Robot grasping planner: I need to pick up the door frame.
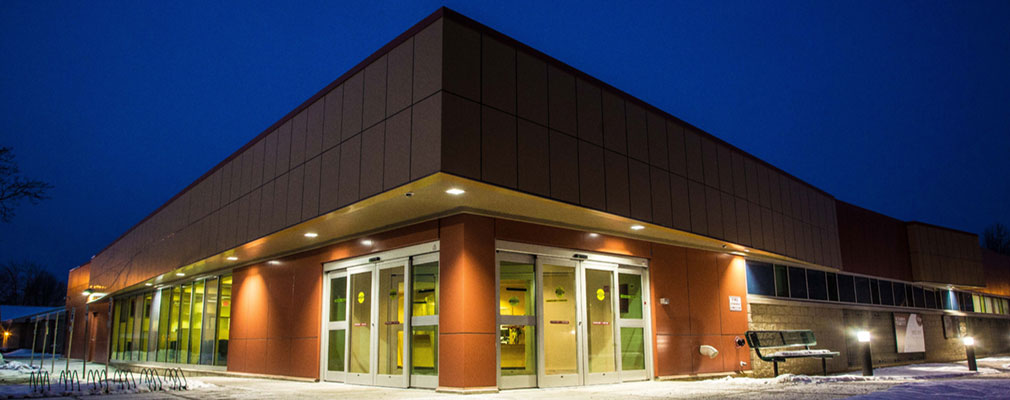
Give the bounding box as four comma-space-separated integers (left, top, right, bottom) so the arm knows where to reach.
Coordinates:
319, 241, 439, 387
495, 240, 652, 388
495, 251, 538, 389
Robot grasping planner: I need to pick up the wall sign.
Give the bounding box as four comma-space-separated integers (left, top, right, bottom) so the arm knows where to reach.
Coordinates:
894, 312, 926, 353
728, 296, 742, 312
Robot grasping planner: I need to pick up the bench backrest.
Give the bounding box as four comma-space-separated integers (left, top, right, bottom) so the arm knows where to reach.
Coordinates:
745, 330, 817, 349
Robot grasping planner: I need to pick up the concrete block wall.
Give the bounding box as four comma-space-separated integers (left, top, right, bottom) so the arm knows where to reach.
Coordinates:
747, 303, 848, 376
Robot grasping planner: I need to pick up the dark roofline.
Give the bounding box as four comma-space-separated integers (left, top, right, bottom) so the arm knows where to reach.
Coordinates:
906, 220, 978, 237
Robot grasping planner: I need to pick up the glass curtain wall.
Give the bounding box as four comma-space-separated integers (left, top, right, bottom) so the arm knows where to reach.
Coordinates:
109, 274, 232, 366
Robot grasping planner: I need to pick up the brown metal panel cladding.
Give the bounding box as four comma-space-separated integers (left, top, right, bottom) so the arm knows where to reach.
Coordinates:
261, 130, 278, 181
605, 150, 631, 217
576, 78, 603, 146
744, 158, 759, 203
732, 154, 751, 206
720, 191, 738, 244
757, 165, 772, 209
579, 141, 607, 210
318, 145, 340, 213
516, 118, 550, 196
785, 216, 798, 258
249, 139, 265, 193
701, 137, 720, 188
835, 200, 912, 281
791, 180, 804, 221
481, 106, 518, 188
413, 18, 442, 103
291, 109, 308, 167
301, 156, 321, 220
647, 111, 668, 170
441, 92, 481, 180
748, 202, 764, 249
768, 168, 782, 213
443, 18, 480, 102
516, 49, 548, 126
688, 180, 708, 235
386, 38, 413, 117
322, 86, 343, 150
684, 128, 704, 182
650, 167, 673, 227
667, 120, 687, 176
670, 173, 691, 231
602, 89, 627, 155
359, 122, 385, 198
717, 255, 749, 335
235, 193, 250, 246
980, 249, 1010, 297
337, 135, 361, 207
225, 158, 240, 204
410, 93, 442, 179
247, 187, 263, 241
762, 208, 776, 254
275, 121, 293, 178
716, 145, 734, 194
626, 101, 649, 163
549, 130, 580, 204
628, 158, 652, 221
734, 197, 751, 246
285, 164, 304, 227
547, 64, 577, 135
362, 54, 388, 129
305, 97, 326, 162
705, 186, 723, 239
340, 71, 364, 141
481, 34, 516, 114
258, 179, 274, 236
383, 109, 411, 190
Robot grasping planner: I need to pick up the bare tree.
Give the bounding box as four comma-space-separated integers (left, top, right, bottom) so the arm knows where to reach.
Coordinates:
982, 223, 1010, 256
0, 146, 53, 223
0, 261, 66, 306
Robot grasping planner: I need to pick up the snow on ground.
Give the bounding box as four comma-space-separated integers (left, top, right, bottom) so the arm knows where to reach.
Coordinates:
846, 379, 1010, 399
704, 362, 998, 386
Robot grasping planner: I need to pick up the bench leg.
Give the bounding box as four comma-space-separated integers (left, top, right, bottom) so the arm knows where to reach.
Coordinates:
773, 361, 778, 377
822, 358, 827, 376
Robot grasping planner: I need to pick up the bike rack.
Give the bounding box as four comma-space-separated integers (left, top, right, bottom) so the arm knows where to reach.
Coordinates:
163, 367, 188, 390
29, 369, 51, 393
86, 369, 108, 392
58, 369, 81, 392
138, 367, 163, 391
112, 369, 137, 390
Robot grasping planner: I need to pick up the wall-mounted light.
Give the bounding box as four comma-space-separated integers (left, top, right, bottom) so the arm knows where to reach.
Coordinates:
588, 233, 599, 238
304, 232, 319, 238
445, 188, 465, 195
630, 225, 645, 231
857, 331, 871, 343
144, 283, 153, 287
268, 260, 281, 265
82, 289, 94, 296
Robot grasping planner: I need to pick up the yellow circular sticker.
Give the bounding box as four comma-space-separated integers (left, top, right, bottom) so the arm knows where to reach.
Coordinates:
596, 288, 606, 301
357, 291, 365, 304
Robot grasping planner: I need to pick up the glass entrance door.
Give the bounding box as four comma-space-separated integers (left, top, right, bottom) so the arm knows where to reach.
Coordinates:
322, 271, 348, 382
582, 263, 619, 385
538, 258, 582, 387
497, 253, 538, 389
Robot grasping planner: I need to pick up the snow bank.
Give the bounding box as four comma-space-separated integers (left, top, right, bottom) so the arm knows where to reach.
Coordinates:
711, 362, 997, 386
846, 379, 1010, 399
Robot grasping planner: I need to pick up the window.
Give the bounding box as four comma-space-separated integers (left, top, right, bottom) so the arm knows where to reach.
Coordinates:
826, 273, 839, 301
893, 282, 907, 307
869, 280, 881, 305
913, 286, 925, 309
774, 265, 789, 297
837, 274, 856, 303
806, 270, 828, 301
745, 262, 775, 296
923, 288, 936, 309
788, 267, 807, 299
411, 259, 439, 376
854, 277, 871, 304
215, 275, 232, 366
879, 281, 894, 306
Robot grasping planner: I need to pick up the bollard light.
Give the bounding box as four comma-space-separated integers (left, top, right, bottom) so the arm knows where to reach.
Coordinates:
857, 330, 873, 376
963, 336, 977, 371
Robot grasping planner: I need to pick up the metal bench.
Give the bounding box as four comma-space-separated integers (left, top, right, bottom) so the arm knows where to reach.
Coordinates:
745, 330, 839, 377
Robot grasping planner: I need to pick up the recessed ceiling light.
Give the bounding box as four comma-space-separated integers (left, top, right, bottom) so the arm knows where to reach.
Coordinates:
145, 283, 153, 286
630, 225, 645, 231
588, 233, 599, 238
744, 249, 750, 253
226, 256, 239, 261
268, 260, 281, 265
176, 272, 186, 277
361, 239, 374, 246
445, 188, 465, 195
304, 232, 319, 238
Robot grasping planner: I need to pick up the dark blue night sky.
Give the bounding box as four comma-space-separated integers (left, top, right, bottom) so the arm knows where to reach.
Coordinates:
2, 1, 1008, 278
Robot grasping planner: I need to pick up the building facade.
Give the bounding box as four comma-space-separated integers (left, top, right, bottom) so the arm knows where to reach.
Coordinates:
65, 8, 1010, 391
